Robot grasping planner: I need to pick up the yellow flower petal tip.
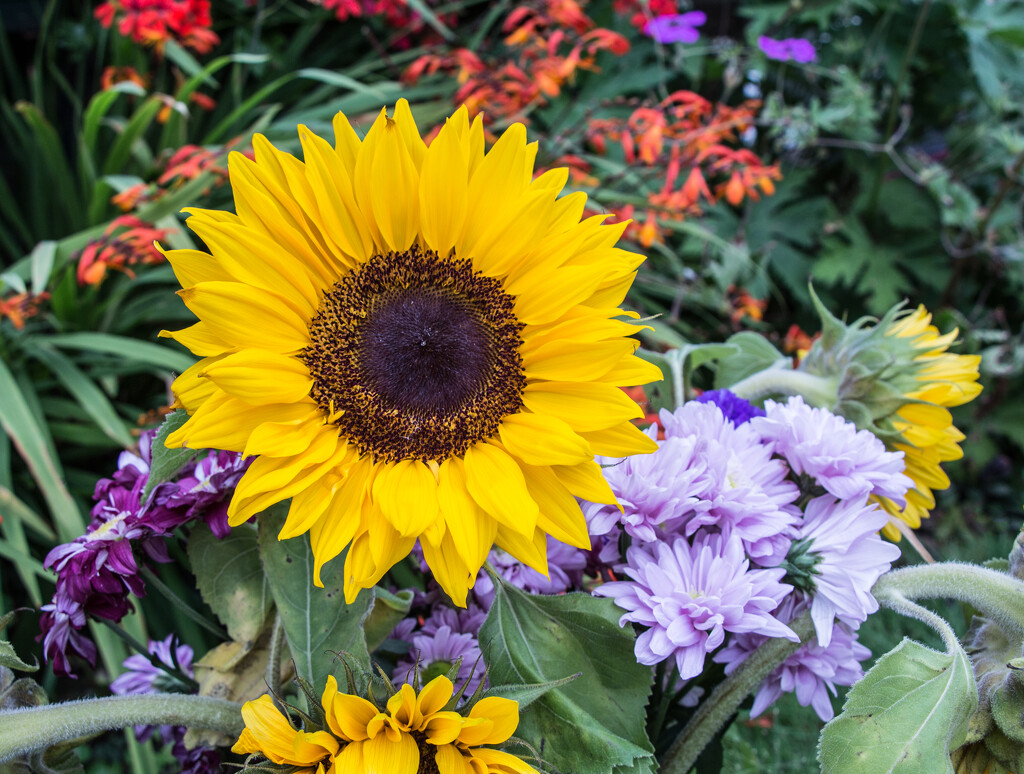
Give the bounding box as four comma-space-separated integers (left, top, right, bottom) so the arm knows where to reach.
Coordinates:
164, 101, 653, 604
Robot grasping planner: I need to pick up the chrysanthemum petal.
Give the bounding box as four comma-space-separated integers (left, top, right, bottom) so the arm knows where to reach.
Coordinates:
464, 443, 539, 536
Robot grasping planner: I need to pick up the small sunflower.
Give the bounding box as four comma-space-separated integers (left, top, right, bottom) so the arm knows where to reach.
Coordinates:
232, 675, 538, 774
795, 300, 982, 539
161, 100, 660, 603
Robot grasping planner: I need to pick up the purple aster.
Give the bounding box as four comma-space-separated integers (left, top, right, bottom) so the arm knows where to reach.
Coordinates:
694, 389, 765, 425
420, 604, 487, 637
644, 11, 706, 44
595, 532, 798, 679
38, 589, 97, 677
751, 396, 913, 505
392, 624, 485, 697
473, 536, 587, 607
758, 35, 817, 63
797, 495, 901, 645
714, 598, 871, 721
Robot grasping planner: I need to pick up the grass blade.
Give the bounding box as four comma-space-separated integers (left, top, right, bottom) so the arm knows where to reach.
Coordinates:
44, 332, 196, 374
0, 356, 84, 541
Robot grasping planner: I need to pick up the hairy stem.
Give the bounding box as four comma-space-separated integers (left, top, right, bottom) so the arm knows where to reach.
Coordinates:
727, 368, 838, 408
0, 694, 243, 763
659, 611, 815, 774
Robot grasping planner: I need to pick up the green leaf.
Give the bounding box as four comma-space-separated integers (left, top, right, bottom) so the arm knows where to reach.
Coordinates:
479, 584, 655, 774
0, 357, 83, 541
0, 611, 38, 672
101, 95, 164, 176
143, 410, 201, 500
257, 504, 373, 692
188, 522, 272, 647
714, 332, 789, 390
82, 81, 148, 158
363, 587, 414, 653
819, 638, 978, 774
28, 241, 56, 295
26, 343, 134, 448
478, 673, 581, 711
44, 332, 196, 373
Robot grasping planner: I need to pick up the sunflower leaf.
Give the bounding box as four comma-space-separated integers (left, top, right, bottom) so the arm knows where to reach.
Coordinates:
818, 637, 978, 774
143, 410, 201, 500
188, 521, 272, 647
0, 610, 38, 673
479, 584, 655, 774
257, 504, 373, 693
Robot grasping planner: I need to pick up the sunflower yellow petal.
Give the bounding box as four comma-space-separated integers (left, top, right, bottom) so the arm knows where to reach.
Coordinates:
464, 442, 539, 537
421, 528, 473, 607
469, 748, 540, 774
243, 410, 325, 458
370, 117, 420, 252
178, 282, 309, 354
162, 246, 234, 288
372, 460, 439, 537
434, 745, 474, 774
201, 349, 313, 405
523, 338, 635, 382
498, 412, 591, 467
392, 98, 427, 169
495, 525, 548, 575
579, 422, 660, 457
419, 119, 468, 256
167, 393, 312, 452
323, 675, 377, 741
160, 322, 232, 358
464, 697, 519, 745
522, 382, 644, 431
519, 463, 591, 549
552, 460, 618, 504
509, 265, 604, 325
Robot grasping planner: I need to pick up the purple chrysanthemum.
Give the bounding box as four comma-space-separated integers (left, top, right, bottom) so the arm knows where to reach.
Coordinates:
694, 389, 765, 425
392, 624, 485, 697
713, 598, 870, 721
164, 449, 251, 537
38, 590, 97, 677
111, 635, 196, 742
644, 11, 706, 44
751, 396, 912, 505
595, 532, 798, 679
797, 495, 902, 645
758, 35, 817, 63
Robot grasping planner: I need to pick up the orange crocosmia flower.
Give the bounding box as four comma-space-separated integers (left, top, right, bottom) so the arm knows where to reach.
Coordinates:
0, 291, 48, 329
100, 66, 148, 91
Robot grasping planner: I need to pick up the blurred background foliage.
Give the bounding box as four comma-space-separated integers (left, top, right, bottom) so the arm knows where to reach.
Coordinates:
1, 0, 1023, 768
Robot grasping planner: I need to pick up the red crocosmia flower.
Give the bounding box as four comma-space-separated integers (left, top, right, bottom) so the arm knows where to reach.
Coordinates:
0, 291, 49, 329
94, 0, 219, 55
100, 66, 148, 91
75, 217, 170, 286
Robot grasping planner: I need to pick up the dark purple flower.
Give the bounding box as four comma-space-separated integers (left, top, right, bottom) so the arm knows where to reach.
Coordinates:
596, 532, 798, 679
38, 590, 97, 677
111, 635, 196, 741
758, 35, 817, 63
165, 450, 251, 537
172, 728, 222, 774
694, 389, 765, 425
713, 598, 871, 721
644, 11, 706, 44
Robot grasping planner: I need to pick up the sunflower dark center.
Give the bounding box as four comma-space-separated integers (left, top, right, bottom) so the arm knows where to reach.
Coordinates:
412, 731, 441, 774
302, 247, 525, 464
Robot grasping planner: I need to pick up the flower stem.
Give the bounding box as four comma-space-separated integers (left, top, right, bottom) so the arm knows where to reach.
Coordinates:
659, 610, 815, 774
0, 694, 243, 764
873, 563, 1024, 639
726, 368, 839, 408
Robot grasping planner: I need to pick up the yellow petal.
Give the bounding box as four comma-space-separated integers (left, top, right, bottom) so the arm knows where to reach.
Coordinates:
433, 745, 474, 774
522, 382, 643, 431
522, 338, 635, 382
438, 456, 496, 571
494, 525, 548, 575
519, 463, 591, 549
372, 460, 439, 538
552, 460, 618, 504
370, 116, 420, 252
418, 118, 469, 256
160, 322, 233, 358
323, 675, 377, 741
509, 265, 604, 325
469, 747, 540, 774
201, 349, 313, 405
579, 422, 659, 457
498, 412, 591, 467
464, 442, 539, 537
178, 281, 309, 354
463, 697, 519, 745
163, 247, 233, 288
421, 528, 474, 607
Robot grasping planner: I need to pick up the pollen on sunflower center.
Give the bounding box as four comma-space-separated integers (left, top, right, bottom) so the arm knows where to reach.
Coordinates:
302, 247, 525, 464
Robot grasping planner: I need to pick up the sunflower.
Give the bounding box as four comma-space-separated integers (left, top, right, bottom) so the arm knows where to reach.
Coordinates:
873, 305, 982, 538
790, 299, 982, 540
161, 100, 660, 603
232, 675, 538, 774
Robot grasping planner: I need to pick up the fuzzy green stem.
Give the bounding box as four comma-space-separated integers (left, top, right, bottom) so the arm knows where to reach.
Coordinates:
726, 368, 839, 408
873, 563, 1024, 639
659, 610, 815, 774
0, 694, 243, 763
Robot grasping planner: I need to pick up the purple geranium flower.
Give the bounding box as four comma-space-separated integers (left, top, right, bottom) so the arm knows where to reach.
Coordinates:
694, 389, 765, 425
797, 495, 902, 645
714, 598, 870, 721
751, 396, 912, 505
644, 11, 706, 44
596, 532, 798, 679
758, 35, 817, 63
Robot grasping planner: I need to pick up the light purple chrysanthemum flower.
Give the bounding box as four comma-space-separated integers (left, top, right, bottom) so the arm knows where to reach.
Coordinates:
751, 396, 913, 505
758, 35, 817, 63
393, 624, 485, 697
596, 532, 798, 679
713, 598, 870, 721
660, 401, 800, 565
420, 604, 488, 637
799, 495, 902, 645
583, 428, 716, 544
644, 11, 706, 44
37, 589, 97, 677
111, 635, 196, 742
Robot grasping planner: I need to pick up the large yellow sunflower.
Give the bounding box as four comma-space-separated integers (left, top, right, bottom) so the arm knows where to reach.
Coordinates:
161, 100, 659, 603
233, 675, 537, 774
